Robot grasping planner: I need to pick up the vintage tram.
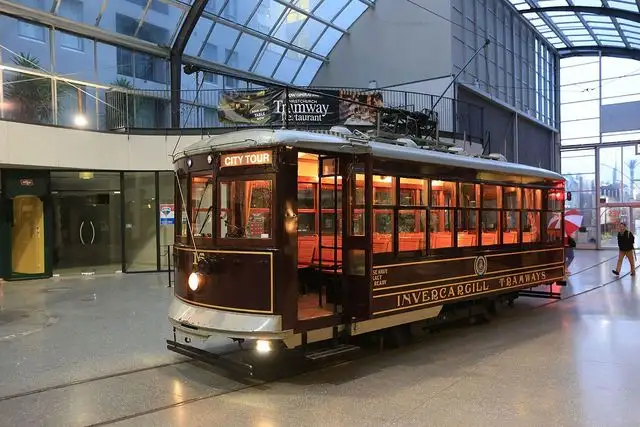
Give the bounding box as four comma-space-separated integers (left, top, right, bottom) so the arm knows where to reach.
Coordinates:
167, 128, 566, 365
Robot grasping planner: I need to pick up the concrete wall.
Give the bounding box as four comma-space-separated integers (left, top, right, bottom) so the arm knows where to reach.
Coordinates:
458, 85, 558, 172
312, 0, 454, 88
0, 120, 204, 171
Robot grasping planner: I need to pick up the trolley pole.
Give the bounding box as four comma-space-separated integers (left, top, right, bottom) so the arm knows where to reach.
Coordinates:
430, 39, 491, 113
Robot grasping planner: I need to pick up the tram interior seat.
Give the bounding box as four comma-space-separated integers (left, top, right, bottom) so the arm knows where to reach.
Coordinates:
457, 233, 476, 247
482, 233, 497, 246
503, 232, 518, 244
398, 233, 423, 251
431, 232, 453, 248
297, 234, 342, 299
373, 234, 391, 253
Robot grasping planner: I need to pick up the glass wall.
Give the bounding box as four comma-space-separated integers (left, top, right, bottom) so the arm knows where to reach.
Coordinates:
124, 172, 157, 272
159, 171, 175, 270
0, 1, 376, 130
561, 149, 596, 247
47, 169, 174, 275
560, 55, 640, 249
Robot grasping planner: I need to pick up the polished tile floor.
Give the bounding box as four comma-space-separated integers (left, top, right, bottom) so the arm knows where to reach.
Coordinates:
1, 249, 639, 427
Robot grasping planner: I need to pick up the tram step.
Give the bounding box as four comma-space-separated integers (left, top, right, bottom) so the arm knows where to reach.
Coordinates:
305, 344, 360, 361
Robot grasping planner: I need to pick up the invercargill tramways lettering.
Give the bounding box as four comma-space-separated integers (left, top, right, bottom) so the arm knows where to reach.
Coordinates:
499, 271, 546, 288
373, 266, 560, 312
395, 281, 489, 307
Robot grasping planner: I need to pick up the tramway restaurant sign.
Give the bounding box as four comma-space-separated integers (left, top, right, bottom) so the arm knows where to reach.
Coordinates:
217, 88, 383, 126
220, 150, 272, 168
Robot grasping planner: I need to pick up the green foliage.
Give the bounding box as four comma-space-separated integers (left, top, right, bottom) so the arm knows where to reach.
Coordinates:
4, 52, 53, 123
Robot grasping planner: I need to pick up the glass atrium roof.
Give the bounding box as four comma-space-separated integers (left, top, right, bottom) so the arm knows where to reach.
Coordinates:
4, 0, 376, 85
508, 0, 640, 56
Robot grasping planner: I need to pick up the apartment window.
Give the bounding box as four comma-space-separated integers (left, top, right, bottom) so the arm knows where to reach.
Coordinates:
202, 43, 219, 84
18, 21, 46, 42
58, 0, 84, 51
222, 0, 237, 20
116, 45, 167, 84
224, 49, 239, 88
126, 0, 168, 14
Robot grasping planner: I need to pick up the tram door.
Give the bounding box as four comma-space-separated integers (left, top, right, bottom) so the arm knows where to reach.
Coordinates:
342, 159, 371, 321
317, 156, 343, 315
296, 153, 347, 322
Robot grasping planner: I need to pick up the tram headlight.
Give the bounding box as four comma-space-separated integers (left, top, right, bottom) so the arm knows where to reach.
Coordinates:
256, 340, 272, 354
188, 272, 201, 291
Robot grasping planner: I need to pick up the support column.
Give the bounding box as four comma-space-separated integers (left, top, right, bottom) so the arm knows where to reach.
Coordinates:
596, 51, 603, 249
595, 147, 601, 249
170, 52, 181, 128
169, 0, 208, 129
513, 111, 519, 163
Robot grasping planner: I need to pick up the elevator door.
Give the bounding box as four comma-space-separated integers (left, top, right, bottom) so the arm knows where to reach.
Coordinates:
11, 196, 45, 276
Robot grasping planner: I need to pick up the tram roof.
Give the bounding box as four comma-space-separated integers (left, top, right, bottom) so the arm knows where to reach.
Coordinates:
177, 129, 564, 181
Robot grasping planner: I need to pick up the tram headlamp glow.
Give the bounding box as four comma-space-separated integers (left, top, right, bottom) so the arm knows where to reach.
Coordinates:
188, 272, 201, 291
256, 340, 272, 354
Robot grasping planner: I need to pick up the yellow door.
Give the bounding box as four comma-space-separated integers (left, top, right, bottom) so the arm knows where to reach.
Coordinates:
11, 196, 45, 275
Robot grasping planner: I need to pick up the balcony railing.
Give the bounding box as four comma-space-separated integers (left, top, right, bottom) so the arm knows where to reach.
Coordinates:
103, 87, 484, 143
0, 66, 484, 144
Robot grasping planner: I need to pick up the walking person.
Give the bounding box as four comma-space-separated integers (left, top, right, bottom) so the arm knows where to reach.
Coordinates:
612, 222, 636, 277
565, 233, 576, 273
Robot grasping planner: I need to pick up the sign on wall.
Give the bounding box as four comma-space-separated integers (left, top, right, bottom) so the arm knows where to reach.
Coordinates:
217, 88, 383, 127
160, 204, 175, 225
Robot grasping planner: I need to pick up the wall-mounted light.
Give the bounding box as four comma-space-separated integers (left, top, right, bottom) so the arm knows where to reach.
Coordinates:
74, 114, 88, 127
187, 158, 193, 168
207, 154, 213, 164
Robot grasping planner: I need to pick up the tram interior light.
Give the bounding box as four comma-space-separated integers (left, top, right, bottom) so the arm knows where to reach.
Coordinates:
256, 340, 271, 354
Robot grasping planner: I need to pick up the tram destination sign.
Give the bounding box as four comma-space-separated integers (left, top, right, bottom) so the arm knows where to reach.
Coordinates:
220, 150, 273, 168
217, 88, 383, 127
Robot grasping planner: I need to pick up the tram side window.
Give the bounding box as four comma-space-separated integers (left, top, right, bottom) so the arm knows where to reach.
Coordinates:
219, 180, 272, 239
522, 188, 542, 243
545, 188, 565, 243
430, 180, 456, 249
398, 178, 428, 252
373, 175, 395, 254
457, 183, 479, 247
481, 185, 501, 246
503, 187, 521, 244
191, 175, 214, 238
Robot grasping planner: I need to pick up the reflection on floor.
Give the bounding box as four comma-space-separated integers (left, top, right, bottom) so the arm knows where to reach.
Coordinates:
53, 264, 123, 276
298, 292, 334, 320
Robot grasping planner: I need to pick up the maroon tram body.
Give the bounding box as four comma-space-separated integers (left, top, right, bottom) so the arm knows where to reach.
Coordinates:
168, 129, 566, 357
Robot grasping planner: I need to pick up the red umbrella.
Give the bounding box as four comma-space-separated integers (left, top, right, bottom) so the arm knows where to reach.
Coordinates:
547, 209, 583, 236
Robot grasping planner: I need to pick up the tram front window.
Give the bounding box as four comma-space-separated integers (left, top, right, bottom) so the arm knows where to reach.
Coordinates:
219, 179, 272, 239
191, 175, 214, 237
